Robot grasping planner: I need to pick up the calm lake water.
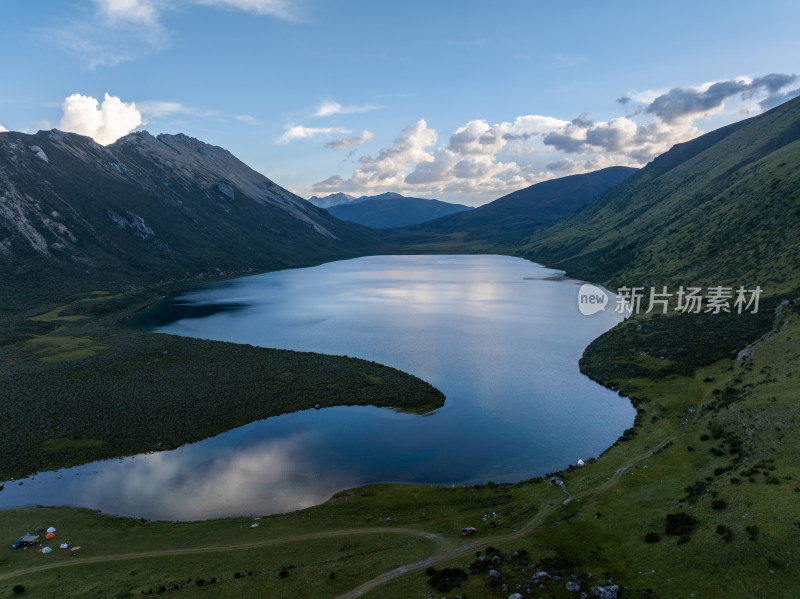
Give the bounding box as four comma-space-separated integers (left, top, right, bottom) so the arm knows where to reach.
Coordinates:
1, 255, 633, 520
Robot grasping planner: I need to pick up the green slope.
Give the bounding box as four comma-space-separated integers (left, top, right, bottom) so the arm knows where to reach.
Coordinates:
519, 96, 800, 295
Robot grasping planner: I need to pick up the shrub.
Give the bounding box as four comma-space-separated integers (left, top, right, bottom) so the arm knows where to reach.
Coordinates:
644, 532, 661, 543
665, 513, 698, 536
427, 567, 467, 592
716, 525, 733, 542
12, 585, 25, 595
711, 499, 728, 510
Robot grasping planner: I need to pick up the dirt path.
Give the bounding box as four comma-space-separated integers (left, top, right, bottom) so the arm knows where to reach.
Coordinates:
336, 432, 679, 599
1, 435, 678, 594
0, 527, 443, 583
1, 389, 701, 596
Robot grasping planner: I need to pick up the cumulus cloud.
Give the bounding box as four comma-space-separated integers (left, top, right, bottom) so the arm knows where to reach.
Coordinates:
58, 93, 142, 145
311, 117, 557, 198
447, 116, 568, 157
644, 73, 798, 122
759, 87, 800, 111
277, 125, 348, 144
324, 130, 374, 150
544, 114, 700, 163
310, 119, 436, 193
313, 101, 379, 118
310, 73, 800, 201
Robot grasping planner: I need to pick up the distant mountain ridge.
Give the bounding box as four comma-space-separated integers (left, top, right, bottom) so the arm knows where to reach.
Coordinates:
0, 129, 385, 302
326, 195, 473, 229
390, 166, 638, 249
307, 191, 406, 208
306, 192, 358, 208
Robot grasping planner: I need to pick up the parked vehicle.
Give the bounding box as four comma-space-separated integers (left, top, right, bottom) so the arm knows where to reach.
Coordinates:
461, 527, 477, 536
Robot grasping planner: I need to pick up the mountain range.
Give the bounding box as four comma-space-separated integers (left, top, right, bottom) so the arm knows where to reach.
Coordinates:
326, 195, 472, 228
389, 166, 637, 249
0, 130, 384, 304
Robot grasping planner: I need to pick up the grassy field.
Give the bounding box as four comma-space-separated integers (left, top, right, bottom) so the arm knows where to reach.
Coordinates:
2, 302, 799, 597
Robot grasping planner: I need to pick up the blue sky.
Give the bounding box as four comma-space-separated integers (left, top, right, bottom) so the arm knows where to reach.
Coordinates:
1, 0, 799, 205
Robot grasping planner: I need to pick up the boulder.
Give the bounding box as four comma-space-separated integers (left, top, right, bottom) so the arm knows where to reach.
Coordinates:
489, 569, 501, 579
508, 594, 525, 599
567, 580, 582, 592
590, 585, 619, 599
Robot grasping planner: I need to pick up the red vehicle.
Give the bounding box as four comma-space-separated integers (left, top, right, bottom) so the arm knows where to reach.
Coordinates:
461, 527, 477, 536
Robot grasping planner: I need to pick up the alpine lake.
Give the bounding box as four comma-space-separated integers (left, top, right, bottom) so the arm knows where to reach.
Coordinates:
1, 255, 634, 520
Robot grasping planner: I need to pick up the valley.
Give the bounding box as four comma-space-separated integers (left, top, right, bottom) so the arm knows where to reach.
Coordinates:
2, 95, 800, 597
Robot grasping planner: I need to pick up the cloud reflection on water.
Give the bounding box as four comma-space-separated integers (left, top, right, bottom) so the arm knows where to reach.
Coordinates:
50, 432, 357, 520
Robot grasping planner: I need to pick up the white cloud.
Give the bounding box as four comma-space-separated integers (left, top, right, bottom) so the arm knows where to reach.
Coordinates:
310, 74, 800, 201
310, 119, 436, 193
324, 130, 374, 150
310, 115, 567, 198
137, 100, 187, 118
55, 0, 298, 66
94, 0, 297, 24
58, 93, 142, 145
277, 125, 348, 144
543, 114, 700, 164
234, 114, 260, 125
95, 0, 160, 25
194, 0, 297, 19
313, 100, 379, 118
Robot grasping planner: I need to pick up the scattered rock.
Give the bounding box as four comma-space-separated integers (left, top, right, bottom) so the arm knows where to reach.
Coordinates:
508, 594, 524, 599
489, 569, 501, 579
590, 585, 619, 598
567, 580, 582, 592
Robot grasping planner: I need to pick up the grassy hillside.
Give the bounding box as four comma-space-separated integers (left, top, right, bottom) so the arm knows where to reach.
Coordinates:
519, 96, 800, 295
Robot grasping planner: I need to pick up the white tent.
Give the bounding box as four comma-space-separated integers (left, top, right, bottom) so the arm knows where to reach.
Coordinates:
59, 543, 69, 549
46, 526, 56, 533
577, 459, 585, 466
41, 547, 52, 554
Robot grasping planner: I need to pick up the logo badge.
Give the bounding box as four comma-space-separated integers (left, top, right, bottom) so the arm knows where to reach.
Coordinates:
578, 284, 609, 316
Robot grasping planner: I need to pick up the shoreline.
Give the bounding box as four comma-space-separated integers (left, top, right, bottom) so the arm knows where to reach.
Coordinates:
1, 253, 634, 521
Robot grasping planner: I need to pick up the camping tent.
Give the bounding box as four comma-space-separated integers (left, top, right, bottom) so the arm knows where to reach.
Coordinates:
46, 527, 56, 533
39, 547, 52, 554
45, 532, 56, 540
